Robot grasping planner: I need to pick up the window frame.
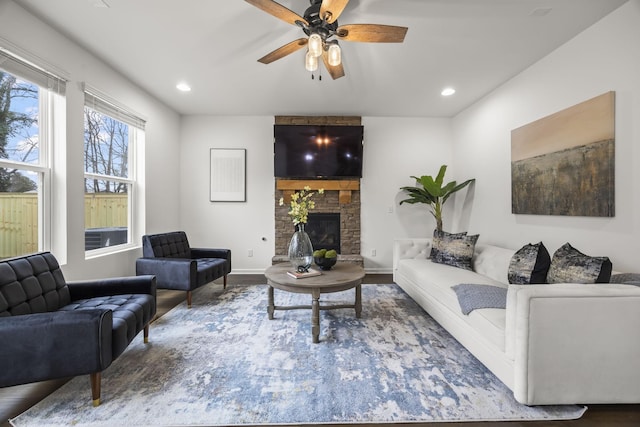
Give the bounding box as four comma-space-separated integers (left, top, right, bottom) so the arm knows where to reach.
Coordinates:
82, 85, 144, 256
0, 46, 65, 258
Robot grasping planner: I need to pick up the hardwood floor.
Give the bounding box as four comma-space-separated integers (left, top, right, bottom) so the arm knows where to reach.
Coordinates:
1, 274, 638, 426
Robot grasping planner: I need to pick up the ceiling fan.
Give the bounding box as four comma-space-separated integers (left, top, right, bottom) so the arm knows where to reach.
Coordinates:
245, 0, 408, 80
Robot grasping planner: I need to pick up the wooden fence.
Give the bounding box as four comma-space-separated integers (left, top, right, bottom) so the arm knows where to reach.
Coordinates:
0, 193, 127, 258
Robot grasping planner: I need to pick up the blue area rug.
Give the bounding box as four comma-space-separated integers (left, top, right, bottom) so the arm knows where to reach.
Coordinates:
11, 284, 586, 426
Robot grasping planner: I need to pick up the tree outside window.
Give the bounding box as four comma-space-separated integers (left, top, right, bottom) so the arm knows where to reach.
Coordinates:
0, 71, 39, 191
83, 106, 132, 251
0, 71, 41, 258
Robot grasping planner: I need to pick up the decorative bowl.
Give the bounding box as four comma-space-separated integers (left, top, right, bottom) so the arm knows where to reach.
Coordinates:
314, 256, 337, 271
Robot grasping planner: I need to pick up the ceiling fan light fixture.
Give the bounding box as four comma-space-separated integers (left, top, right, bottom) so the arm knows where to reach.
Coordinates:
245, 0, 409, 80
327, 42, 341, 66
305, 50, 318, 71
308, 33, 323, 57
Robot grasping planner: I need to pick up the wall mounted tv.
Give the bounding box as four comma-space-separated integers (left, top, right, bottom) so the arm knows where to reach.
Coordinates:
274, 125, 364, 179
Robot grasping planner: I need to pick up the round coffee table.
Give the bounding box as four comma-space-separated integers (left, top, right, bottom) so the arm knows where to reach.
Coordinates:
264, 262, 365, 343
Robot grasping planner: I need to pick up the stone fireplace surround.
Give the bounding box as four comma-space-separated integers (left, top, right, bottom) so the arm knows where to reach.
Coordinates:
274, 179, 361, 258
272, 115, 364, 266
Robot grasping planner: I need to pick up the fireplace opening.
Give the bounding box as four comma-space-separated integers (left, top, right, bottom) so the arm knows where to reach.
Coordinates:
304, 213, 340, 253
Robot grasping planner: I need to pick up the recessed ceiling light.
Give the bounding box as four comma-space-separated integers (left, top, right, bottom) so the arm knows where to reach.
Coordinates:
176, 82, 191, 92
441, 88, 456, 97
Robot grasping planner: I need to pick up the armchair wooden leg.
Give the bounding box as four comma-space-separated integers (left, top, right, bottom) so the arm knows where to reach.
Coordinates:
223, 274, 227, 289
144, 324, 150, 344
90, 372, 101, 407
187, 290, 192, 308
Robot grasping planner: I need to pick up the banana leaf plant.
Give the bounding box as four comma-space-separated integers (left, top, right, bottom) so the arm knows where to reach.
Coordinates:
399, 165, 475, 232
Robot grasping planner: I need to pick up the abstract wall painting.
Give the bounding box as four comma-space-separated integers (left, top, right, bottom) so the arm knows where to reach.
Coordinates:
511, 91, 615, 217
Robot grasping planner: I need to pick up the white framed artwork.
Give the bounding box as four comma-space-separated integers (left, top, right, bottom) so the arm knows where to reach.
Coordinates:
209, 148, 246, 202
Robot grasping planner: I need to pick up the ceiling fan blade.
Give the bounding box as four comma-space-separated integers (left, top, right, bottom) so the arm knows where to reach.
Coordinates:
244, 0, 308, 26
258, 38, 308, 64
319, 0, 350, 24
336, 24, 408, 43
322, 51, 345, 80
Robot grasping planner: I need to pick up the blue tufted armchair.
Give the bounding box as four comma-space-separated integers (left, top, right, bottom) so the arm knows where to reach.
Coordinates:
135, 231, 231, 307
0, 252, 156, 406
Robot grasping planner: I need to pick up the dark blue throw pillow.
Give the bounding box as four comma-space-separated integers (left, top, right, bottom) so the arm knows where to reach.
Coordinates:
508, 242, 551, 284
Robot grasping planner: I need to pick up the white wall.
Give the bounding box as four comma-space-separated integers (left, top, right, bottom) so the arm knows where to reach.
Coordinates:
0, 1, 182, 279
361, 117, 455, 272
179, 116, 276, 273
452, 0, 640, 272
179, 116, 455, 273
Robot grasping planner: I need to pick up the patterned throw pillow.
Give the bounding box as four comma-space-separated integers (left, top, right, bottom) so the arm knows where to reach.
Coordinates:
430, 230, 479, 271
508, 242, 551, 284
430, 230, 467, 260
547, 243, 612, 284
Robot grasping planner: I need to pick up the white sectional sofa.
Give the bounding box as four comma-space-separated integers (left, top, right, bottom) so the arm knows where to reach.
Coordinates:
393, 238, 640, 405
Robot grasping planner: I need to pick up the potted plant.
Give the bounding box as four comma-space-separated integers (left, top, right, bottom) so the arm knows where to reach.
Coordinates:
399, 165, 475, 232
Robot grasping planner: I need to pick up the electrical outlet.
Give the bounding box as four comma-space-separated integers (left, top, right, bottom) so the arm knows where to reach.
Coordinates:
371, 249, 376, 257
248, 249, 253, 257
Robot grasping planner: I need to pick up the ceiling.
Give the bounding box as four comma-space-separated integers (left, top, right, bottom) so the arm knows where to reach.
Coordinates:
14, 0, 627, 117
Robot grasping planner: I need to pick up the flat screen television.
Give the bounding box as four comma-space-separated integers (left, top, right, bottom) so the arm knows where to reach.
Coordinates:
274, 125, 364, 178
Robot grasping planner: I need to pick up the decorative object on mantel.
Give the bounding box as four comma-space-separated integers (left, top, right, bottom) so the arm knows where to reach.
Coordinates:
399, 164, 475, 232
244, 0, 408, 80
511, 91, 615, 216
280, 186, 324, 272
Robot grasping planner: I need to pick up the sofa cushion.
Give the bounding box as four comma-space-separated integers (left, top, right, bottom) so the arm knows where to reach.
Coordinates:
60, 293, 155, 358
0, 253, 70, 316
195, 258, 229, 286
431, 231, 479, 271
508, 242, 551, 284
143, 231, 191, 258
547, 243, 612, 284
471, 244, 516, 284
397, 258, 507, 351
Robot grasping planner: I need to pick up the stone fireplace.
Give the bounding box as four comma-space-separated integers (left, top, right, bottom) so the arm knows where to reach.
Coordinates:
272, 115, 363, 265
274, 179, 361, 263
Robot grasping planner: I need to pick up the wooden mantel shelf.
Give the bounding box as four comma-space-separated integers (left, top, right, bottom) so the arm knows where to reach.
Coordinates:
276, 179, 359, 204
276, 179, 359, 191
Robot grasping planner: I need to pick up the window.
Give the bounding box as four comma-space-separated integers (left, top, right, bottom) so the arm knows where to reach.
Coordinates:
83, 86, 144, 252
0, 48, 65, 259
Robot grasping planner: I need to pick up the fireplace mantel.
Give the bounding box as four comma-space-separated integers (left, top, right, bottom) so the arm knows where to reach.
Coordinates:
276, 179, 359, 204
